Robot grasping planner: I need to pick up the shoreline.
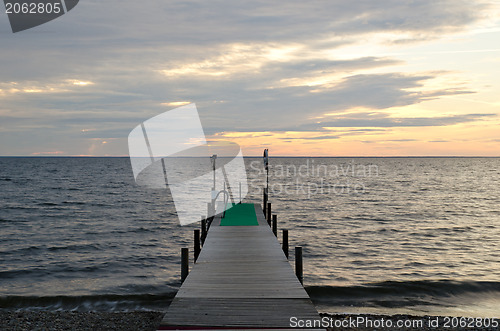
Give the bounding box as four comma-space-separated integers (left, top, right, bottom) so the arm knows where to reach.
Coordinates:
1, 311, 499, 330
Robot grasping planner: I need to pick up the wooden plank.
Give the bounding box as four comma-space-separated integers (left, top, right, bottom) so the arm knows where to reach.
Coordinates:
163, 298, 320, 328
161, 204, 321, 329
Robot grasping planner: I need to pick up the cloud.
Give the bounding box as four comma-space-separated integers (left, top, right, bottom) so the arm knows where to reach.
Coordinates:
278, 135, 340, 140
10, 0, 487, 44
191, 72, 475, 131
31, 151, 65, 155
0, 68, 478, 137
299, 113, 496, 129
0, 0, 496, 155
386, 139, 418, 142
330, 0, 491, 41
1, 0, 492, 82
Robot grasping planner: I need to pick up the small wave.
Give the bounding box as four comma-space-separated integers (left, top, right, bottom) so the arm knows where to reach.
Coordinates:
90, 203, 110, 207
0, 260, 116, 279
306, 280, 500, 308
62, 201, 86, 205
0, 292, 176, 311
7, 245, 43, 254
0, 268, 50, 280
3, 206, 37, 211
47, 243, 100, 252
37, 202, 59, 206
126, 227, 155, 233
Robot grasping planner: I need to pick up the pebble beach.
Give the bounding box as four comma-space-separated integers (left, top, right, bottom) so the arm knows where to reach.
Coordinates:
1, 311, 499, 330
0, 311, 164, 331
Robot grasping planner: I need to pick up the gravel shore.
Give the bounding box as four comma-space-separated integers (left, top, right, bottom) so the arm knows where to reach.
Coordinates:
0, 311, 164, 331
1, 311, 499, 330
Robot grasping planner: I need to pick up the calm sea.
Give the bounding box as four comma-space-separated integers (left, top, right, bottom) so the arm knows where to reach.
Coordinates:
1, 157, 500, 317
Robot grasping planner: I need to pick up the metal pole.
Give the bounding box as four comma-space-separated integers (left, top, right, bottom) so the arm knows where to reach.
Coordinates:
211, 155, 216, 190
222, 181, 226, 218
181, 248, 189, 282
283, 229, 289, 259
194, 229, 201, 262
295, 246, 303, 285
272, 214, 277, 237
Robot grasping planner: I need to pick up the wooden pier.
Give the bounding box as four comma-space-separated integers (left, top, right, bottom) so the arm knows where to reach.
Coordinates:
159, 203, 320, 329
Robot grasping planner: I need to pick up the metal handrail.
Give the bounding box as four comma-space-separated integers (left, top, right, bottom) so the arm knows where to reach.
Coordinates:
205, 188, 230, 231
213, 189, 230, 218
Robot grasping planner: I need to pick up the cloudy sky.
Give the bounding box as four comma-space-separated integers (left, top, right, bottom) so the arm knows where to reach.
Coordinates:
1, 0, 499, 156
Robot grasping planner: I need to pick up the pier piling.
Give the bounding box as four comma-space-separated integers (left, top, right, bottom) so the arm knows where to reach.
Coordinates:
263, 189, 267, 215
295, 246, 303, 285
194, 230, 201, 262
181, 248, 189, 282
201, 217, 207, 246
267, 202, 272, 226
272, 214, 277, 237
283, 229, 289, 259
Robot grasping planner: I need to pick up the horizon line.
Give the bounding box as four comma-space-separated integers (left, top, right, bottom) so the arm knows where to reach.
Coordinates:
1, 155, 500, 158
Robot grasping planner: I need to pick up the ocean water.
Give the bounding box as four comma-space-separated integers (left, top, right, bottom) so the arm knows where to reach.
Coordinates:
1, 157, 500, 317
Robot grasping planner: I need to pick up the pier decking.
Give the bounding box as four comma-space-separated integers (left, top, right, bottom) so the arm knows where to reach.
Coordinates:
160, 203, 320, 329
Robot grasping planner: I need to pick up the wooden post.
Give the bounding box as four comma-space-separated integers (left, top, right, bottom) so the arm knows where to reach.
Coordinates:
194, 229, 201, 262
283, 229, 289, 259
272, 214, 277, 237
267, 202, 272, 226
201, 218, 207, 246
181, 248, 189, 282
263, 189, 267, 215
295, 246, 303, 285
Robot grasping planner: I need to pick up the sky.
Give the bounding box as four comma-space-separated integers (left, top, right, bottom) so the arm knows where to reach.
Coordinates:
1, 0, 499, 156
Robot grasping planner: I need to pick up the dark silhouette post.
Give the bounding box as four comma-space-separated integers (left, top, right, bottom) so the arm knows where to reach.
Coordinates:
201, 218, 207, 246
295, 246, 303, 285
272, 214, 277, 237
194, 230, 201, 262
283, 230, 289, 259
181, 248, 189, 282
267, 202, 272, 226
